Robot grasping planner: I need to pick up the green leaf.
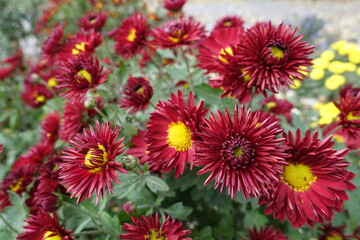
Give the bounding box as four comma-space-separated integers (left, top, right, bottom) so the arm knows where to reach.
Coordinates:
164, 202, 192, 220
100, 212, 121, 238
193, 83, 223, 105
243, 209, 268, 229
156, 49, 176, 59
113, 172, 141, 199
145, 175, 169, 193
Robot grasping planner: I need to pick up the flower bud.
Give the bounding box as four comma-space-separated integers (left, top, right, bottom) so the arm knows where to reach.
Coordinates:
122, 155, 139, 171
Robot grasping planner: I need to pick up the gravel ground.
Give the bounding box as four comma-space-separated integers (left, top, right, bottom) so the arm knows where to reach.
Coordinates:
182, 0, 360, 43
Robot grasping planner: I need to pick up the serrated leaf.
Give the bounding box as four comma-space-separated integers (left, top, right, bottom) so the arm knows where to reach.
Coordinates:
100, 212, 121, 238
156, 49, 175, 59
145, 175, 169, 193
193, 84, 223, 105
164, 202, 192, 220
243, 209, 268, 229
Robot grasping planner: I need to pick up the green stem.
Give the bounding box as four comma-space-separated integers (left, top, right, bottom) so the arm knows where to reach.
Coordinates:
62, 201, 101, 227
73, 230, 105, 236
95, 89, 123, 129
180, 47, 192, 90
0, 213, 20, 234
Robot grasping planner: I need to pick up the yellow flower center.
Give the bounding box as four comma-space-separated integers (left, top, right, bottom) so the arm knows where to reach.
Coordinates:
218, 47, 233, 63
34, 95, 46, 104
84, 144, 108, 173
47, 77, 58, 87
223, 20, 232, 27
233, 146, 244, 157
346, 111, 360, 121
168, 29, 186, 43
270, 46, 284, 58
72, 42, 87, 55
76, 69, 92, 83
167, 121, 192, 151
145, 229, 167, 240
282, 163, 317, 192
127, 29, 137, 42
9, 178, 24, 192
326, 234, 343, 240
266, 101, 277, 109
43, 231, 62, 240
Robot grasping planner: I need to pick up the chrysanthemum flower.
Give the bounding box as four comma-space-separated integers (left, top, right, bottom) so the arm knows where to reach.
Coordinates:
245, 226, 288, 240
235, 22, 314, 94
163, 0, 187, 12
195, 105, 289, 199
59, 121, 127, 203
12, 143, 54, 170
108, 12, 150, 59
17, 211, 74, 240
0, 50, 23, 81
58, 28, 103, 60
21, 82, 53, 108
197, 27, 242, 73
150, 17, 205, 49
56, 53, 108, 100
318, 224, 348, 240
119, 76, 153, 113
145, 90, 208, 178
119, 213, 191, 240
213, 15, 245, 31
78, 12, 107, 31
41, 25, 64, 61
0, 164, 36, 211
40, 111, 61, 145
127, 129, 150, 164
261, 95, 294, 124
259, 129, 356, 228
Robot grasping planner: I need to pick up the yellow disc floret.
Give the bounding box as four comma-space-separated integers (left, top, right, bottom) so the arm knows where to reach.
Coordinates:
145, 229, 166, 240
281, 163, 317, 192
127, 29, 137, 42
84, 144, 108, 173
43, 231, 62, 240
76, 69, 92, 83
72, 42, 87, 55
167, 121, 192, 151
218, 46, 233, 63
270, 46, 284, 58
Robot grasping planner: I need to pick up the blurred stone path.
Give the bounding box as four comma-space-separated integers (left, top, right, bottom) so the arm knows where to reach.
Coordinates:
183, 0, 360, 42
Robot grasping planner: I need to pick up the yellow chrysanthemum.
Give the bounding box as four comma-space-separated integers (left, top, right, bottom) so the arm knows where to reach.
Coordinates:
312, 58, 329, 69
317, 102, 340, 125
330, 40, 348, 51
309, 68, 325, 80
320, 50, 335, 61
325, 74, 346, 90
328, 61, 347, 74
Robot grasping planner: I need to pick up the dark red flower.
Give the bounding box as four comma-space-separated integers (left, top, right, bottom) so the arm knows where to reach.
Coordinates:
59, 121, 127, 203
235, 22, 314, 94
245, 226, 288, 240
17, 211, 74, 240
78, 12, 107, 31
0, 164, 36, 211
109, 12, 150, 59
56, 53, 108, 101
163, 0, 187, 12
58, 28, 103, 60
127, 129, 150, 164
150, 17, 205, 49
12, 143, 54, 170
21, 82, 53, 108
41, 25, 64, 61
119, 213, 191, 240
40, 111, 61, 145
0, 50, 23, 81
119, 76, 153, 113
259, 129, 356, 228
318, 224, 348, 240
145, 90, 208, 178
195, 105, 288, 199
197, 27, 242, 73
261, 95, 294, 124
213, 15, 245, 31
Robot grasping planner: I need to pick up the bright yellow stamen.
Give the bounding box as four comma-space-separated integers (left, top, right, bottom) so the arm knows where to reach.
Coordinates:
72, 42, 86, 55
332, 134, 345, 143
281, 163, 317, 192
46, 133, 52, 138
167, 121, 192, 151
135, 86, 145, 97
9, 178, 24, 192
168, 29, 182, 43
266, 102, 277, 109
35, 95, 46, 103
47, 77, 58, 87
223, 21, 232, 27
326, 234, 343, 240
127, 29, 137, 42
76, 69, 92, 83
84, 144, 108, 173
270, 46, 284, 58
233, 146, 244, 157
346, 112, 360, 121
218, 47, 233, 63
43, 231, 62, 240
144, 229, 166, 240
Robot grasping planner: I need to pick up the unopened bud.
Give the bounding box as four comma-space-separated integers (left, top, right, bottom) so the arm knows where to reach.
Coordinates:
84, 89, 96, 109
122, 202, 136, 214
122, 155, 139, 171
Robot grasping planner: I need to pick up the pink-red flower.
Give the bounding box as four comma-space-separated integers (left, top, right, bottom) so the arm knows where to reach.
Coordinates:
78, 12, 107, 31
59, 121, 127, 203
259, 129, 356, 228
163, 0, 187, 12
318, 224, 348, 240
245, 226, 288, 240
119, 76, 153, 113
109, 12, 150, 59
127, 129, 150, 164
56, 53, 108, 101
213, 15, 245, 31
17, 211, 74, 240
235, 22, 313, 94
41, 25, 64, 61
145, 90, 208, 178
195, 105, 289, 199
40, 111, 61, 145
261, 95, 294, 124
150, 17, 205, 49
21, 82, 53, 108
119, 213, 191, 240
